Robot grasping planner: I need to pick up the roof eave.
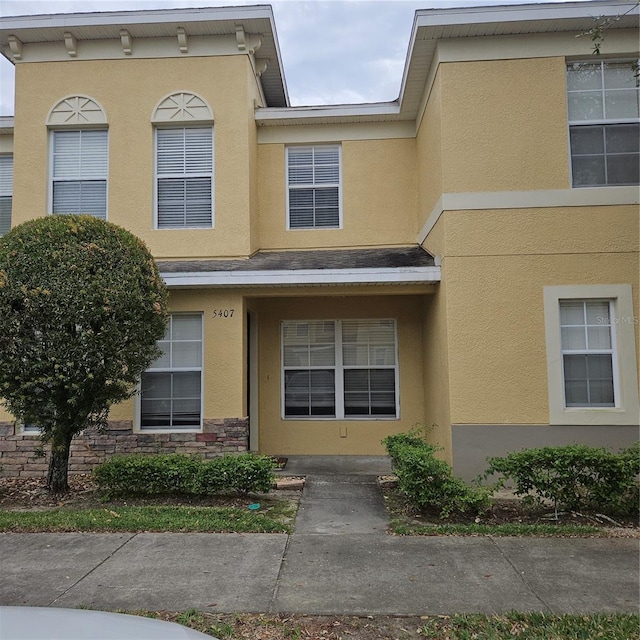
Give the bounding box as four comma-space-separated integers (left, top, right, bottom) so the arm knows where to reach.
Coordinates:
397, 0, 640, 116
160, 266, 442, 288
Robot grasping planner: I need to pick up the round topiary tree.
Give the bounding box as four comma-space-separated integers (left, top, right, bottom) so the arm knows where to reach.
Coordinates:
0, 215, 168, 493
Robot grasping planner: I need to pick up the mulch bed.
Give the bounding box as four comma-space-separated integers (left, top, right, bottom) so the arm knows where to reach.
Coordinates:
0, 475, 301, 511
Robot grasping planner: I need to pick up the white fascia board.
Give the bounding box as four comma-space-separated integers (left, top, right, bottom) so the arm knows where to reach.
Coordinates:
256, 102, 400, 122
0, 5, 275, 30
161, 266, 441, 288
413, 1, 638, 28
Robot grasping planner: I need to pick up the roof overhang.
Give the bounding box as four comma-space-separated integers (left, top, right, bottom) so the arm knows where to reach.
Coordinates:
158, 246, 439, 288
160, 266, 441, 289
0, 5, 289, 107
256, 0, 639, 125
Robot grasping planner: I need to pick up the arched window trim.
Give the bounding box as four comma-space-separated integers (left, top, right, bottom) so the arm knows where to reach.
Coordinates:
46, 95, 108, 127
152, 91, 214, 124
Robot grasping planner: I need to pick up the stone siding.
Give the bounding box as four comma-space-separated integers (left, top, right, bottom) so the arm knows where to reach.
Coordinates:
0, 418, 249, 477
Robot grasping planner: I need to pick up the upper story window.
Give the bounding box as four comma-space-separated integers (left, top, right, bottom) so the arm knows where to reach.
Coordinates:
0, 155, 13, 236
286, 145, 341, 229
47, 96, 109, 219
156, 127, 213, 229
567, 60, 639, 187
51, 130, 108, 219
152, 93, 214, 230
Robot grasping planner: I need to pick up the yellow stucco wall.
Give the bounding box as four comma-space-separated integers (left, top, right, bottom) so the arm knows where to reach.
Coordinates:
253, 294, 427, 454
418, 215, 452, 460
416, 68, 443, 222
257, 138, 417, 250
51, 289, 248, 426
11, 55, 257, 259
439, 57, 570, 193
440, 205, 639, 426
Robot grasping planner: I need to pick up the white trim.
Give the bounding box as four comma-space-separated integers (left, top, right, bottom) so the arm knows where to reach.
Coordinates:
154, 125, 215, 230
543, 284, 639, 426
48, 128, 109, 219
257, 102, 400, 123
417, 187, 639, 243
160, 266, 441, 288
257, 121, 415, 144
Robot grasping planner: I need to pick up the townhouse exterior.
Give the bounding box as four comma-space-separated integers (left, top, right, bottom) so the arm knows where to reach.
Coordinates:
0, 1, 637, 480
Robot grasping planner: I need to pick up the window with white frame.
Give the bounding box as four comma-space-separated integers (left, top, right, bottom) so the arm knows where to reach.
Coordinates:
282, 319, 398, 419
559, 300, 615, 407
0, 155, 12, 236
544, 285, 639, 425
567, 60, 639, 187
156, 127, 213, 229
51, 130, 108, 218
140, 314, 203, 430
287, 145, 341, 229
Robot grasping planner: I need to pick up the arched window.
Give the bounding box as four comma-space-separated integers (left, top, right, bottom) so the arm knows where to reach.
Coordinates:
152, 92, 214, 229
47, 96, 108, 219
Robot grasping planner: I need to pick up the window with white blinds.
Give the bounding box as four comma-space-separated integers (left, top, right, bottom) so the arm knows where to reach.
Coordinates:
0, 155, 12, 236
287, 145, 341, 229
567, 61, 639, 186
51, 130, 108, 219
282, 319, 398, 419
156, 127, 213, 229
140, 314, 203, 430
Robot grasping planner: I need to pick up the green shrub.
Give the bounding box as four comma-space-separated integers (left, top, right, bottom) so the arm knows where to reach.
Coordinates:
94, 453, 276, 497
383, 431, 489, 519
483, 444, 640, 516
93, 454, 199, 496
219, 453, 276, 494
193, 454, 275, 495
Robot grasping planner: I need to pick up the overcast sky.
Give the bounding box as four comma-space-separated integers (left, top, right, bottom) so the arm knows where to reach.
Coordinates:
0, 0, 594, 115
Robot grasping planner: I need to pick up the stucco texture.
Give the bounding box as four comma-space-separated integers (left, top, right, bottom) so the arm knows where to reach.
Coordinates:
439, 57, 570, 193
257, 138, 417, 250
253, 294, 429, 455
444, 250, 638, 425
12, 56, 257, 259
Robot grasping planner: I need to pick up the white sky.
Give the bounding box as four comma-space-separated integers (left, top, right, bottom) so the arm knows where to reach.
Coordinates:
0, 0, 594, 115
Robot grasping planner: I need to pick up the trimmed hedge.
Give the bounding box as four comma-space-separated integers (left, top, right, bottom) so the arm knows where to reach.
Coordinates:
483, 443, 640, 516
383, 431, 490, 518
93, 453, 276, 497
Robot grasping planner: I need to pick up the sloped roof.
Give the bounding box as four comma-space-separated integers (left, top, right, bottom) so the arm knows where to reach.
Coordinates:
158, 246, 440, 288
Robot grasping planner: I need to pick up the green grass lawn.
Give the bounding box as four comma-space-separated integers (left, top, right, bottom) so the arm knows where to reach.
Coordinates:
0, 503, 295, 533
118, 610, 640, 639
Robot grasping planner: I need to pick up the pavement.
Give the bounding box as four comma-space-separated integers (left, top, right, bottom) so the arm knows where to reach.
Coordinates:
0, 455, 638, 615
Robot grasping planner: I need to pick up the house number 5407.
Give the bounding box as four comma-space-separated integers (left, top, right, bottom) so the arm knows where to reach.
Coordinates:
212, 309, 234, 318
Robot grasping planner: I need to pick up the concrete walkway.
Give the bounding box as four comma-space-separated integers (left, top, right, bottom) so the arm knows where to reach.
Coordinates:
1, 456, 638, 615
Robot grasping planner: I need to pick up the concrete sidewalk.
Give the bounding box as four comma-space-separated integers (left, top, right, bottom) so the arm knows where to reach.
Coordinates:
1, 457, 638, 615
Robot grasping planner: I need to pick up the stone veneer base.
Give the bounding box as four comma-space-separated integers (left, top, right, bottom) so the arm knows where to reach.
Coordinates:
0, 418, 249, 477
